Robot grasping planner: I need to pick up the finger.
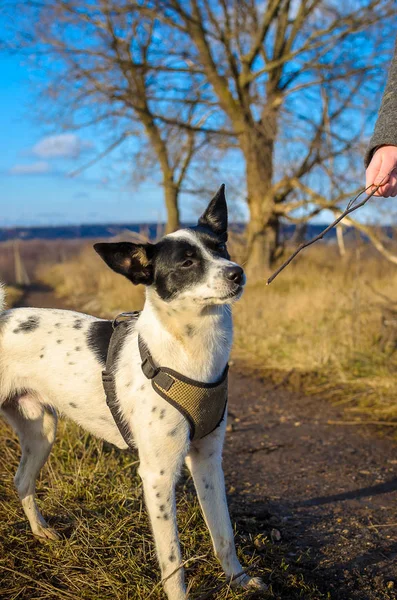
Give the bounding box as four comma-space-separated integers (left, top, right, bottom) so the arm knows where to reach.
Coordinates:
388, 184, 397, 198
373, 155, 394, 186
378, 173, 397, 197
388, 176, 397, 197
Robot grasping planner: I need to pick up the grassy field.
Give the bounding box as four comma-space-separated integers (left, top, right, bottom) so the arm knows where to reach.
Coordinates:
2, 236, 396, 599
40, 238, 397, 422
0, 420, 325, 600
3, 285, 23, 308
0, 239, 328, 599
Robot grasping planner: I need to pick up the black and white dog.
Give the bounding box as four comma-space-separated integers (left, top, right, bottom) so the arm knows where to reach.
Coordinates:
0, 186, 265, 599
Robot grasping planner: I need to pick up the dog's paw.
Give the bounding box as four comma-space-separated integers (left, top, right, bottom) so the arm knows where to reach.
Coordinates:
231, 574, 267, 592
33, 524, 60, 541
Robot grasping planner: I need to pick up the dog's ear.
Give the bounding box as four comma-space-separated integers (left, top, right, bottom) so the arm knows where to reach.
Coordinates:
94, 242, 154, 285
198, 184, 228, 236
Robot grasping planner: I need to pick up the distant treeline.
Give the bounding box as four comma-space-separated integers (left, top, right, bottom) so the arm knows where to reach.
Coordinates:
0, 223, 357, 243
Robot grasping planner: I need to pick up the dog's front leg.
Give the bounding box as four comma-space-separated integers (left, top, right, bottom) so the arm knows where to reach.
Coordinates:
137, 427, 189, 600
185, 427, 266, 592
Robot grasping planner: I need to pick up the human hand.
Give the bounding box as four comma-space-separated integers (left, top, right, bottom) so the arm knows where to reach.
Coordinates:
366, 145, 397, 197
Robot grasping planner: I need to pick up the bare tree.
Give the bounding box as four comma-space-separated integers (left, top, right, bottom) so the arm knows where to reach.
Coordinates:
5, 0, 219, 233
3, 1, 396, 275
134, 0, 396, 276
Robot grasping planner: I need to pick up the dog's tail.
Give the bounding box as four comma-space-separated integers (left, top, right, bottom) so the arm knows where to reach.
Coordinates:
0, 283, 6, 312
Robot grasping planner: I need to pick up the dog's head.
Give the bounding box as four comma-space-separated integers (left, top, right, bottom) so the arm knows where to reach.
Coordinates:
94, 185, 246, 307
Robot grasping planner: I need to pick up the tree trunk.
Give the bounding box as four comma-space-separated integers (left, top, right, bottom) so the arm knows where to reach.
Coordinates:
241, 127, 279, 282
245, 212, 280, 281
164, 179, 180, 234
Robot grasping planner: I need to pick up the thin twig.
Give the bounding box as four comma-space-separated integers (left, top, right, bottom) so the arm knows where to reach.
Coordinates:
146, 554, 208, 599
267, 172, 393, 285
194, 565, 261, 600
1, 566, 77, 599
68, 132, 132, 177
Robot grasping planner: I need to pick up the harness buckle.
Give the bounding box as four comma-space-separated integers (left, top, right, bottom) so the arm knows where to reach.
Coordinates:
141, 355, 160, 379
113, 311, 140, 329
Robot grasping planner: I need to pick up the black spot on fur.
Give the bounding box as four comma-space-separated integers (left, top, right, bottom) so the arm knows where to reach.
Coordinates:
169, 554, 176, 562
159, 409, 166, 419
163, 514, 169, 520
159, 504, 165, 512
156, 492, 161, 498
73, 319, 83, 330
40, 354, 44, 359
86, 320, 113, 366
69, 361, 76, 366
55, 323, 61, 328
0, 312, 10, 329
185, 324, 195, 337
75, 346, 81, 351
140, 384, 145, 391
70, 402, 77, 408
168, 428, 177, 437
57, 339, 62, 344
13, 316, 40, 333
152, 406, 157, 413
160, 470, 165, 476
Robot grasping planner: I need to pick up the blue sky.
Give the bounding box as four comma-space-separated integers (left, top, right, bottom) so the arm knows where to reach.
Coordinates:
0, 51, 176, 227
0, 11, 394, 229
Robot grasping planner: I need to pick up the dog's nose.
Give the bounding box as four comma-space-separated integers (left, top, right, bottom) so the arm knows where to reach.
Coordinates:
225, 265, 244, 285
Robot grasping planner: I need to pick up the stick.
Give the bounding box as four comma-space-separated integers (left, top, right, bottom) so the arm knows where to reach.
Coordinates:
194, 566, 261, 600
267, 173, 393, 285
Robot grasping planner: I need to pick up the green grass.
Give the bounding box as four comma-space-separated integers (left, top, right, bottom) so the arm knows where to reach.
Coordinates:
0, 419, 324, 599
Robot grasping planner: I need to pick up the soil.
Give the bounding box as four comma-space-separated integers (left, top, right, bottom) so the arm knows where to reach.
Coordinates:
15, 286, 397, 600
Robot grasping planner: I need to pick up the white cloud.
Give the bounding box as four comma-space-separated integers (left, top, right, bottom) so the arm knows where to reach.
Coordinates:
32, 133, 91, 159
9, 161, 51, 175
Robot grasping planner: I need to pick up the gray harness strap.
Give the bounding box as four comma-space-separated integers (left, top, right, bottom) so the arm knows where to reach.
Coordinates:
102, 312, 228, 446
102, 312, 140, 449
138, 337, 228, 440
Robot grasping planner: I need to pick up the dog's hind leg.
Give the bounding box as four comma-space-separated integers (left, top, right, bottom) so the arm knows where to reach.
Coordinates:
186, 428, 266, 592
1, 398, 59, 540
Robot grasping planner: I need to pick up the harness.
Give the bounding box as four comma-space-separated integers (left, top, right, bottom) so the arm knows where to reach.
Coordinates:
102, 312, 228, 447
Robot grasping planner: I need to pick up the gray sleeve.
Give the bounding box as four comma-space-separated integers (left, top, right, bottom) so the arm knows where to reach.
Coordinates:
365, 41, 397, 167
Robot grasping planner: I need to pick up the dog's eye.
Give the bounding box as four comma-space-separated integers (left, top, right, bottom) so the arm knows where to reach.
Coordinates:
218, 243, 227, 253
182, 259, 194, 268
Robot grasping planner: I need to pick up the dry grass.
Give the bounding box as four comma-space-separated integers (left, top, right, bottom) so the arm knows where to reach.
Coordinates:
0, 238, 332, 599
234, 244, 397, 422
38, 245, 144, 317
3, 286, 24, 308
0, 418, 324, 599
39, 239, 397, 422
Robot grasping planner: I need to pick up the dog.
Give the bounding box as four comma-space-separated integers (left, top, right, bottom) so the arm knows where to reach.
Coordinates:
0, 186, 265, 599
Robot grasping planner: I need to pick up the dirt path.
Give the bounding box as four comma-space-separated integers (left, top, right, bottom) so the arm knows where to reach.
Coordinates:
15, 286, 397, 600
